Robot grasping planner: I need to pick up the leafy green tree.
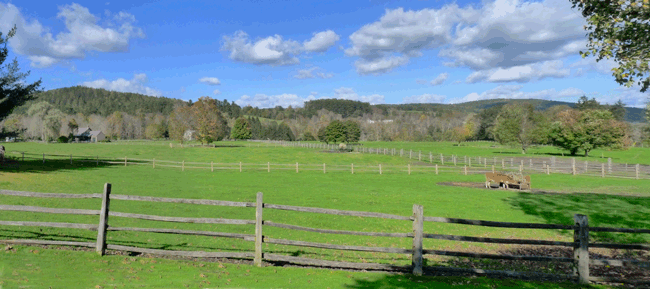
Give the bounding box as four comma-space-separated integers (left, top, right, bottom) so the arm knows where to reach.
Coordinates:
571, 0, 650, 92
145, 122, 166, 140
317, 126, 328, 143
492, 104, 545, 154
343, 120, 361, 143
0, 25, 42, 122
169, 104, 194, 144
576, 96, 603, 111
1, 114, 23, 137
231, 117, 252, 140
27, 101, 64, 141
67, 118, 79, 134
301, 131, 316, 141
609, 99, 626, 121
192, 96, 228, 144
549, 109, 629, 156
324, 120, 346, 144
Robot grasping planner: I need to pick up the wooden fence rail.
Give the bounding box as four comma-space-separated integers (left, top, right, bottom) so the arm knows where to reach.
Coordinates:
6, 150, 650, 180
1, 186, 649, 285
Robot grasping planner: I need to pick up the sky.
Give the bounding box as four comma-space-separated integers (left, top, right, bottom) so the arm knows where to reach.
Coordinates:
2, 0, 649, 108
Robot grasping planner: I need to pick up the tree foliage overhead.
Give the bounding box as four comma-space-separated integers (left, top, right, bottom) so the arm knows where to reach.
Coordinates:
0, 25, 42, 122
571, 0, 650, 92
549, 108, 629, 156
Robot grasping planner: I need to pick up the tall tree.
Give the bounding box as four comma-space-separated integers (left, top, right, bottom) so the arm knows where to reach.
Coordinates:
324, 120, 346, 144
571, 0, 650, 92
231, 117, 252, 140
609, 99, 626, 121
343, 120, 361, 143
169, 104, 194, 144
0, 25, 42, 122
491, 104, 544, 154
549, 109, 629, 156
192, 96, 228, 144
576, 95, 603, 110
27, 101, 64, 141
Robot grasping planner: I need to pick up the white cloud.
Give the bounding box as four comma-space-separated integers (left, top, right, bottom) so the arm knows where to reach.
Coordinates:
213, 89, 221, 95
430, 73, 449, 86
303, 30, 340, 52
293, 67, 334, 79
354, 55, 409, 75
466, 60, 570, 83
588, 86, 650, 108
403, 94, 446, 103
451, 84, 585, 103
235, 93, 312, 108
328, 87, 385, 104
199, 77, 221, 85
81, 73, 162, 96
0, 3, 144, 67
221, 31, 301, 66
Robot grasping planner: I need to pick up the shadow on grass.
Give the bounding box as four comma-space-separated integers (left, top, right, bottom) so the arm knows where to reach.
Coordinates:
508, 191, 650, 243
0, 156, 126, 174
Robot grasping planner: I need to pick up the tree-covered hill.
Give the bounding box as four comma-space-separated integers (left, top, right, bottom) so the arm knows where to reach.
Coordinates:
14, 86, 185, 116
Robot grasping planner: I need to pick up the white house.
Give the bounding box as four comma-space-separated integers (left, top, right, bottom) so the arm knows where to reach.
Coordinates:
184, 130, 198, 141
89, 131, 105, 143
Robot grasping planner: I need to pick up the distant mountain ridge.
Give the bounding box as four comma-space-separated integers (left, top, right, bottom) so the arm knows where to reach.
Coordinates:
14, 87, 647, 123
380, 99, 646, 123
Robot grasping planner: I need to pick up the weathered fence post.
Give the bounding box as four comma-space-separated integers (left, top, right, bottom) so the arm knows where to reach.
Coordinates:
96, 183, 111, 256
125, 157, 127, 167
510, 158, 513, 167
469, 158, 471, 167
408, 164, 411, 175
636, 164, 640, 179
323, 163, 326, 174
429, 152, 432, 163
412, 204, 424, 276
464, 165, 467, 175
607, 158, 612, 173
501, 159, 505, 169
572, 158, 576, 175
519, 164, 523, 174
240, 162, 242, 172
296, 162, 299, 173
182, 160, 184, 171
491, 165, 495, 173
584, 161, 588, 173
601, 163, 605, 178
211, 161, 214, 172
351, 163, 354, 174
453, 156, 457, 166
418, 151, 421, 161
379, 164, 382, 175
254, 192, 263, 267
464, 155, 467, 165
441, 154, 444, 165
267, 162, 270, 173
573, 214, 590, 284
153, 158, 155, 169
435, 164, 438, 175
529, 159, 533, 168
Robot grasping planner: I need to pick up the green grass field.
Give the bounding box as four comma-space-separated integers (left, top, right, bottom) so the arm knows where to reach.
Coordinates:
1, 141, 648, 288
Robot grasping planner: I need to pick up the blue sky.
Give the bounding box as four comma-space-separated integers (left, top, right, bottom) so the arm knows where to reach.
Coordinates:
2, 0, 648, 108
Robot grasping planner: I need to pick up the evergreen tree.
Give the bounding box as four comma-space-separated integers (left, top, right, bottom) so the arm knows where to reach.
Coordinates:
231, 117, 252, 140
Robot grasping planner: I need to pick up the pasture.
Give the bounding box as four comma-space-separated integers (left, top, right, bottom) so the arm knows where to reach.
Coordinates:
1, 141, 648, 288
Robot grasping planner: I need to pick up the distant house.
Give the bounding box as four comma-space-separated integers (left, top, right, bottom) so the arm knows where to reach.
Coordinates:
366, 119, 394, 124
184, 130, 197, 141
74, 127, 92, 142
74, 127, 105, 142
89, 131, 105, 143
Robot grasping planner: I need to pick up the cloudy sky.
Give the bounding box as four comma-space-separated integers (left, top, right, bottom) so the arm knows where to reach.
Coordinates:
2, 0, 648, 108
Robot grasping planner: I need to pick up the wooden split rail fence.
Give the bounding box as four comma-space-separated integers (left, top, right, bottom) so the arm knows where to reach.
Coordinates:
1, 185, 649, 285
6, 151, 650, 180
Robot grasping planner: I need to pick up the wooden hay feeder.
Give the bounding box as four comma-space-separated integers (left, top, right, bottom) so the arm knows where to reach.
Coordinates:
485, 172, 530, 190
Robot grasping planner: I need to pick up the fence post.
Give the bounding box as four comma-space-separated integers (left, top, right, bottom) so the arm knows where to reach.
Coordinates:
607, 158, 612, 173
547, 164, 550, 175
296, 162, 299, 173
408, 164, 411, 175
601, 163, 605, 177
529, 159, 532, 168
351, 163, 354, 174
636, 164, 640, 179
267, 162, 270, 173
573, 214, 590, 284
70, 154, 72, 165
153, 158, 155, 169
410, 150, 412, 159
551, 156, 556, 170
501, 159, 505, 169
464, 165, 467, 175
491, 165, 495, 173
96, 183, 111, 256
572, 158, 576, 175
182, 160, 184, 171
519, 164, 523, 174
418, 151, 421, 161
240, 162, 242, 172
429, 152, 432, 163
435, 164, 438, 175
254, 192, 263, 267
441, 154, 444, 165
453, 156, 457, 166
510, 158, 513, 167
584, 161, 587, 173
412, 204, 423, 276
323, 163, 326, 174
211, 161, 214, 172
464, 155, 467, 165
379, 164, 382, 175
468, 158, 471, 167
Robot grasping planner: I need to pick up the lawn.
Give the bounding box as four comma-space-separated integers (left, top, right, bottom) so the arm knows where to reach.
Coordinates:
1, 141, 648, 288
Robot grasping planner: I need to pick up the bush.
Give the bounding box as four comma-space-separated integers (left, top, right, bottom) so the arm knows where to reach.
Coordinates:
56, 136, 68, 143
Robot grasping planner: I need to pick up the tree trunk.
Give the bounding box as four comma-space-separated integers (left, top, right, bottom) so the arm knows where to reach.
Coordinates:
584, 150, 590, 157
570, 149, 578, 156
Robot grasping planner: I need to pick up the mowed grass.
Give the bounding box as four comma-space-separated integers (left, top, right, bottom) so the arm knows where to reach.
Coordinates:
1, 142, 649, 288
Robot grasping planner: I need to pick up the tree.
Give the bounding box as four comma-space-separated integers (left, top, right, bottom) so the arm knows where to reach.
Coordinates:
317, 126, 328, 143
0, 25, 42, 122
609, 99, 626, 121
192, 96, 227, 144
571, 0, 650, 92
576, 96, 603, 110
324, 120, 346, 144
27, 101, 64, 141
1, 114, 23, 137
169, 104, 193, 144
231, 117, 252, 140
549, 108, 629, 156
106, 111, 124, 140
67, 118, 79, 134
492, 104, 545, 154
343, 120, 361, 143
